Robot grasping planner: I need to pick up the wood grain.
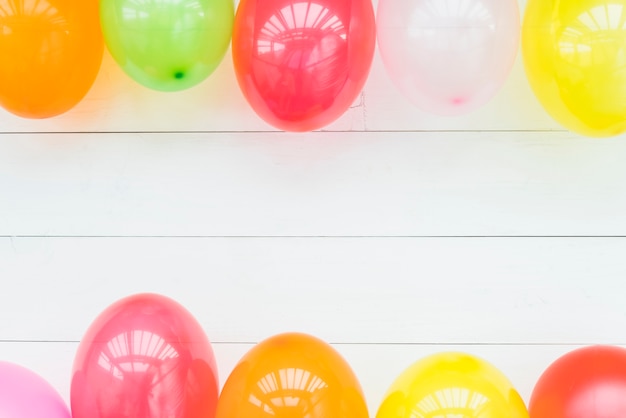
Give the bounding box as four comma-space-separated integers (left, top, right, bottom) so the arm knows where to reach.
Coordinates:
1, 236, 624, 345
2, 131, 625, 237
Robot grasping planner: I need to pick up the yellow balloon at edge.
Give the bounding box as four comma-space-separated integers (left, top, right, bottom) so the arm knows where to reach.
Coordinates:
376, 352, 528, 418
522, 0, 626, 137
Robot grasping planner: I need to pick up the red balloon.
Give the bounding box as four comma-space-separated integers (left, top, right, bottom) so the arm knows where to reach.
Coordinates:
232, 0, 376, 132
71, 293, 218, 418
530, 345, 626, 417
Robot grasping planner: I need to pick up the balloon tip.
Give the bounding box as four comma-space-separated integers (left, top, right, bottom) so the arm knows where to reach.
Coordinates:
451, 97, 466, 105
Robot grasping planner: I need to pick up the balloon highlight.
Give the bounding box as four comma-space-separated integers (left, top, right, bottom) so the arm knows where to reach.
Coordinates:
530, 345, 626, 418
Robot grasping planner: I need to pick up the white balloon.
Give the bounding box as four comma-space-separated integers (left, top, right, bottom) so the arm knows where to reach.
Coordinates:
377, 0, 520, 116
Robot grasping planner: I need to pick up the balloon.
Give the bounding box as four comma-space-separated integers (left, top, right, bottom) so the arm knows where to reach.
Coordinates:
100, 0, 234, 92
216, 332, 368, 418
530, 345, 626, 417
523, 0, 626, 137
71, 293, 219, 418
0, 361, 70, 418
232, 0, 376, 132
0, 0, 103, 118
376, 0, 520, 116
377, 352, 528, 418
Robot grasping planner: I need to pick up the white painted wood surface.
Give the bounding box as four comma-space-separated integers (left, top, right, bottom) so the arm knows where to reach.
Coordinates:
1, 0, 626, 414
2, 131, 626, 237
1, 237, 625, 345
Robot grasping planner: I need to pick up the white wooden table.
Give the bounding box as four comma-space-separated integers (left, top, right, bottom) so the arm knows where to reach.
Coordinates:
2, 0, 625, 412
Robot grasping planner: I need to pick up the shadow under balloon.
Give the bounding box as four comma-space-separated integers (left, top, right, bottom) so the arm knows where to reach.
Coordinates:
223, 361, 367, 417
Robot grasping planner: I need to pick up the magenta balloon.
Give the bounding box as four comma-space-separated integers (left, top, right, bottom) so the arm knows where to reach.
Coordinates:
377, 0, 520, 116
71, 293, 219, 418
0, 361, 70, 418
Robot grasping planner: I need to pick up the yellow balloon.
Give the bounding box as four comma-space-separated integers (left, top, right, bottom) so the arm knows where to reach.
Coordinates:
376, 352, 528, 418
522, 0, 626, 137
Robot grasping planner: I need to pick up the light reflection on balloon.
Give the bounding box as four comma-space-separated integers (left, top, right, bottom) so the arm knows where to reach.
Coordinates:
530, 346, 626, 418
232, 0, 376, 131
523, 0, 626, 137
247, 367, 330, 413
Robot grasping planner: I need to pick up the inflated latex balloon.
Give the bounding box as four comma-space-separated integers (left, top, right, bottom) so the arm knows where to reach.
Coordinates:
377, 352, 528, 418
71, 293, 219, 418
523, 0, 626, 137
216, 332, 368, 418
530, 345, 626, 417
0, 361, 70, 418
100, 0, 234, 91
0, 0, 103, 118
377, 0, 520, 116
232, 0, 376, 131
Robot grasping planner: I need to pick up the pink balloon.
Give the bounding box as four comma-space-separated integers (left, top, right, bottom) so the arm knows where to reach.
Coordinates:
71, 293, 219, 418
0, 361, 70, 418
377, 0, 520, 116
233, 0, 376, 132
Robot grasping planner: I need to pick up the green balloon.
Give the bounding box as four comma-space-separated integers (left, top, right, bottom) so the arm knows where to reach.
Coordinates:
100, 0, 234, 92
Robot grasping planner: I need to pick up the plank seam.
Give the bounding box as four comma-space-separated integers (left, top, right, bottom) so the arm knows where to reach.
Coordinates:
3, 235, 626, 239
0, 340, 620, 346
0, 129, 569, 135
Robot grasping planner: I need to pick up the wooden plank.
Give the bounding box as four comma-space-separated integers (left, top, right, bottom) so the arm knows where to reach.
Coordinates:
1, 237, 625, 344
2, 131, 626, 237
0, 341, 599, 410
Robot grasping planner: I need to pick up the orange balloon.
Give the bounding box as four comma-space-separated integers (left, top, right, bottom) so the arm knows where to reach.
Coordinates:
0, 0, 103, 118
216, 332, 368, 418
